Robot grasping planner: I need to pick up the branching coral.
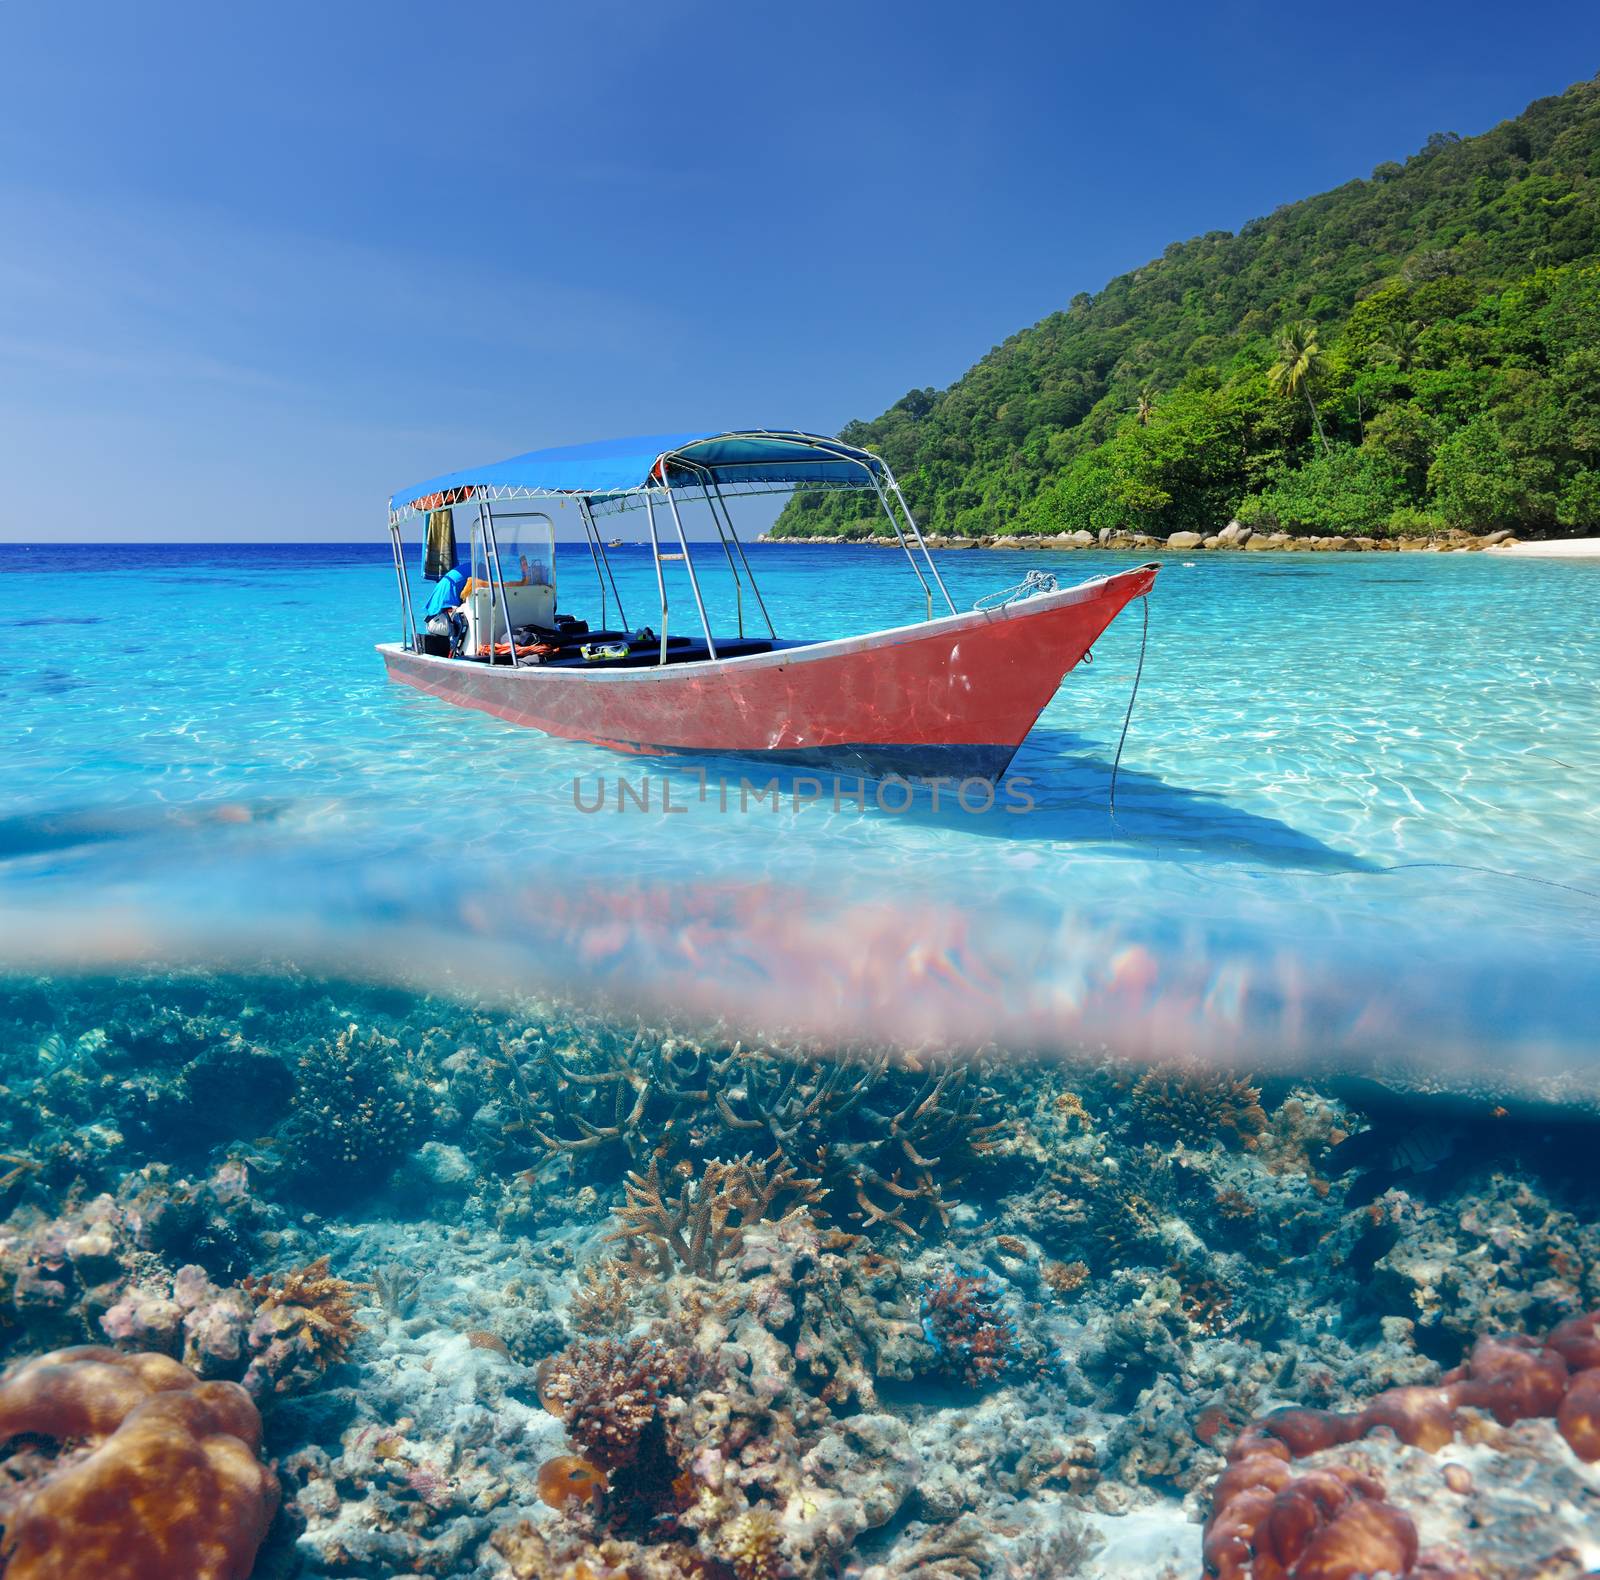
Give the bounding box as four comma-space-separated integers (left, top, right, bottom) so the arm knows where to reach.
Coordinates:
920, 1274, 1017, 1386
1131, 1066, 1267, 1150
240, 1254, 364, 1395
570, 1262, 636, 1334
0, 1345, 278, 1580
1202, 1308, 1600, 1577
485, 1027, 1008, 1242
0, 1152, 39, 1201
608, 1153, 824, 1276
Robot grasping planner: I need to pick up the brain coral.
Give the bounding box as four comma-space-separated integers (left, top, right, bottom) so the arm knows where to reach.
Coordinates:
0, 1344, 279, 1580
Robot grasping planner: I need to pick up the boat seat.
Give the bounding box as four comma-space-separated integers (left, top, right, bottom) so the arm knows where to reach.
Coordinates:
462, 581, 556, 654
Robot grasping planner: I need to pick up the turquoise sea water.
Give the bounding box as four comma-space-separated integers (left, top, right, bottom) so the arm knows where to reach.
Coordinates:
4, 540, 1598, 1084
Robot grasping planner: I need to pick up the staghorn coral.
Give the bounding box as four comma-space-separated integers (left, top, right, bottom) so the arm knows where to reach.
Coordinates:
240, 1254, 364, 1396
570, 1261, 637, 1334
1201, 1308, 1600, 1577
0, 1152, 39, 1202
920, 1273, 1017, 1386
0, 1345, 278, 1580
484, 1028, 1009, 1242
609, 1152, 824, 1276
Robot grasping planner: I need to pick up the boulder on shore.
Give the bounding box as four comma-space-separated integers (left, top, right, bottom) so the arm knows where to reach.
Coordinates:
1166, 531, 1204, 550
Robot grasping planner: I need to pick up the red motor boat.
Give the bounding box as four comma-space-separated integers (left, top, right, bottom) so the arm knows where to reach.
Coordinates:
379, 430, 1157, 781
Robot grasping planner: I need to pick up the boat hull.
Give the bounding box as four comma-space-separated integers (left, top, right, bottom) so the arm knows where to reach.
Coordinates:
379, 563, 1157, 780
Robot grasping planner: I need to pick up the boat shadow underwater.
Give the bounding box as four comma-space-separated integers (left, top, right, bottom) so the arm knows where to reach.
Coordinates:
648, 727, 1373, 875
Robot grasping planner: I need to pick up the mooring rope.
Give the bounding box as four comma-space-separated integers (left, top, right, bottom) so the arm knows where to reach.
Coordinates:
1108, 594, 1150, 830
972, 569, 1060, 610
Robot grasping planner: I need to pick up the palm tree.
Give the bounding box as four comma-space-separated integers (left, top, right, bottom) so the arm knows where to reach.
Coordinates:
1373, 321, 1420, 372
1133, 385, 1157, 426
1270, 321, 1328, 451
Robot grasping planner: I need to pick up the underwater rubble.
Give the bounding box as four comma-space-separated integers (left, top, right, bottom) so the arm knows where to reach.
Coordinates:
0, 970, 1597, 1579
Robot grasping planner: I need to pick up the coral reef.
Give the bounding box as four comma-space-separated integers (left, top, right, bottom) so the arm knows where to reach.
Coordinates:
239, 1255, 365, 1396
1202, 1309, 1600, 1577
0, 1344, 278, 1579
482, 1030, 1010, 1240
609, 1153, 824, 1275
285, 1023, 430, 1193
920, 1273, 1018, 1386
4, 971, 1599, 1580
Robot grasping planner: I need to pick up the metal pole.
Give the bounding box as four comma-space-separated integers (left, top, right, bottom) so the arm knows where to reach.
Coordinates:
687, 467, 744, 640
578, 503, 607, 631
480, 501, 519, 667
870, 473, 934, 621
886, 472, 957, 616
709, 478, 777, 640
387, 521, 415, 650
661, 481, 718, 661
643, 489, 669, 666
579, 497, 627, 630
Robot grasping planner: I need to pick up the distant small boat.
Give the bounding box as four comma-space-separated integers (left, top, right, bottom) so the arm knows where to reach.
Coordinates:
379, 430, 1157, 780
608, 538, 623, 548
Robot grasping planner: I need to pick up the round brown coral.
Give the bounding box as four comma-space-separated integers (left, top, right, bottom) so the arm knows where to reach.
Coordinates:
0, 1345, 278, 1580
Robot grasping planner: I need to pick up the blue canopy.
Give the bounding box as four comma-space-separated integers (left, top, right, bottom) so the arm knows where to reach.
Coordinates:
388, 430, 886, 521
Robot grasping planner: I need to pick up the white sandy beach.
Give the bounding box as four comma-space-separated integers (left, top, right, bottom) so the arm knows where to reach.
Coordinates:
1487, 537, 1600, 557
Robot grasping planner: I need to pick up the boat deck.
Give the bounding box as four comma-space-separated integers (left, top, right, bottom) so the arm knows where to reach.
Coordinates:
458, 630, 792, 671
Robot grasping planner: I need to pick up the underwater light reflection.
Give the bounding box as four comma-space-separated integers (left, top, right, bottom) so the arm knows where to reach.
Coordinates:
1, 839, 1596, 1102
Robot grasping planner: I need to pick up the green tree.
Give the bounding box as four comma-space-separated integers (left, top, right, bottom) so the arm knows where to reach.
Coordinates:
1269, 321, 1329, 451
1240, 446, 1408, 536
1428, 417, 1527, 529
1373, 321, 1421, 371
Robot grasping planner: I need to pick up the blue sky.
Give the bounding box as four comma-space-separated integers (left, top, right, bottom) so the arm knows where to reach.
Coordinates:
5, 1, 1599, 541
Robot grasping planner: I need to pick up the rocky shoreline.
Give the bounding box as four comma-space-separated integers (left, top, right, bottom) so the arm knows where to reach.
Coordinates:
763, 523, 1526, 554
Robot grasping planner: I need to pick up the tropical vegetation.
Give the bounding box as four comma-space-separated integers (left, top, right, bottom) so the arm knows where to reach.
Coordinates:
774, 76, 1600, 541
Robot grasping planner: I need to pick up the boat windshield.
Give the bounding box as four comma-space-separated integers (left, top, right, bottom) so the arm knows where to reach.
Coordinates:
473, 508, 555, 595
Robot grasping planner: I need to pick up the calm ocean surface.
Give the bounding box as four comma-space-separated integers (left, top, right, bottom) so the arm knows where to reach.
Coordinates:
4, 540, 1598, 1082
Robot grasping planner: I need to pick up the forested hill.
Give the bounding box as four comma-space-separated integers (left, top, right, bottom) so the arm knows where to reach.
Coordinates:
775, 75, 1600, 541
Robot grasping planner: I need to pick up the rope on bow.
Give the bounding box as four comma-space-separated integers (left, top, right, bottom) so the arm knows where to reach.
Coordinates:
972, 569, 1060, 610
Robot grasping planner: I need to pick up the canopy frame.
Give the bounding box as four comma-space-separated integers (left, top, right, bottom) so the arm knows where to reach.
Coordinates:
387, 428, 955, 660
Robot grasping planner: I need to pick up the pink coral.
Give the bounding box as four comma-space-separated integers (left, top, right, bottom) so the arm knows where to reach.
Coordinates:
1202, 1308, 1600, 1577
0, 1345, 279, 1580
